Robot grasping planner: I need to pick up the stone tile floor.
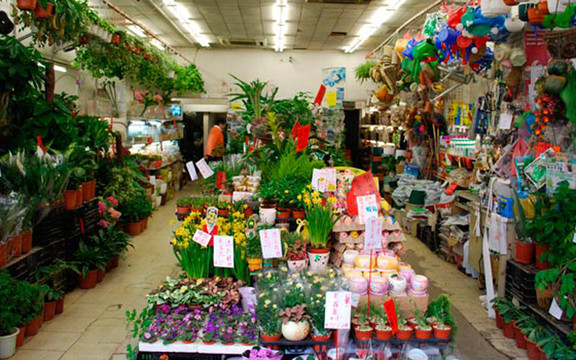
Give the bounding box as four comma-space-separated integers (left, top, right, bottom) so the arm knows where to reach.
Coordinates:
14, 190, 524, 359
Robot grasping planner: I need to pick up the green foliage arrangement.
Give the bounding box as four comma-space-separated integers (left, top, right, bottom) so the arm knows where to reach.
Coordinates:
0, 271, 43, 335
354, 60, 377, 83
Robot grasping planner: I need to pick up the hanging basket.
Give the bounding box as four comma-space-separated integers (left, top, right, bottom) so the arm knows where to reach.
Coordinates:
545, 27, 576, 59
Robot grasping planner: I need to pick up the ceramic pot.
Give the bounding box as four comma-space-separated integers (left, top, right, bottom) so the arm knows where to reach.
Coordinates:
505, 17, 525, 32
349, 276, 368, 294
399, 267, 416, 284
260, 208, 277, 225
515, 240, 535, 264
355, 254, 376, 269
0, 328, 19, 359
411, 275, 429, 295
247, 257, 263, 272
282, 320, 310, 341
388, 274, 407, 295
343, 250, 359, 266
287, 259, 308, 272
369, 276, 388, 294
308, 248, 330, 274
377, 255, 398, 270
261, 333, 281, 342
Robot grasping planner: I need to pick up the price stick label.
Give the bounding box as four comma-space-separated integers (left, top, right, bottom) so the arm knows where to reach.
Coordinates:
259, 228, 283, 259
213, 235, 234, 268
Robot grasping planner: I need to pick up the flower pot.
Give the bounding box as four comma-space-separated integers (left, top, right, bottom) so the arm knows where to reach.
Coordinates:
17, 0, 36, 10
10, 233, 22, 258
495, 309, 504, 329
75, 186, 84, 208
536, 288, 553, 310
55, 297, 64, 315
222, 342, 235, 346
343, 250, 359, 267
0, 242, 6, 267
247, 257, 263, 272
535, 243, 550, 269
34, 2, 53, 18
354, 327, 373, 340
513, 322, 527, 349
311, 332, 331, 344
78, 269, 98, 289
415, 327, 432, 340
282, 320, 311, 341
109, 255, 119, 269
127, 222, 140, 236
25, 316, 40, 336
396, 327, 413, 340
260, 333, 281, 342
287, 259, 308, 272
375, 327, 393, 340
82, 181, 92, 201
202, 340, 216, 345
138, 219, 145, 234
182, 340, 194, 344
96, 268, 105, 283
16, 326, 25, 347
259, 207, 277, 225
21, 230, 33, 254
277, 208, 291, 220
244, 208, 254, 219
308, 248, 330, 274
88, 179, 96, 198
503, 320, 515, 338
433, 324, 452, 339
43, 300, 57, 322
293, 209, 306, 219
112, 33, 120, 44
538, 347, 547, 360
176, 206, 191, 215
0, 327, 19, 359
64, 190, 77, 210
515, 240, 534, 264
503, 0, 518, 5
527, 339, 539, 360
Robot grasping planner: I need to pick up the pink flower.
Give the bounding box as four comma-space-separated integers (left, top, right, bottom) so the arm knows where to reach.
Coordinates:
153, 94, 163, 103
106, 196, 118, 207
108, 208, 122, 220
135, 92, 143, 101
98, 201, 107, 215
98, 219, 110, 228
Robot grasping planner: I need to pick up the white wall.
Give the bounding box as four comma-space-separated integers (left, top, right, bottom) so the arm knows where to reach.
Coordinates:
182, 48, 376, 101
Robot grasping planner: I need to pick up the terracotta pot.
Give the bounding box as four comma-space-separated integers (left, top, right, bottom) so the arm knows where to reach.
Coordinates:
0, 242, 6, 267
396, 327, 413, 340
260, 333, 281, 342
17, 0, 36, 10
293, 209, 306, 219
75, 186, 84, 208
202, 340, 216, 345
109, 255, 119, 269
433, 325, 451, 339
10, 234, 22, 258
375, 327, 393, 340
527, 339, 539, 360
16, 326, 25, 347
127, 222, 140, 236
277, 209, 291, 219
112, 33, 120, 44
82, 181, 92, 201
89, 179, 96, 198
21, 230, 33, 254
176, 206, 191, 215
182, 340, 194, 344
513, 322, 527, 349
138, 219, 145, 234
25, 316, 40, 336
34, 2, 53, 18
244, 208, 254, 219
495, 309, 504, 329
354, 327, 373, 340
222, 342, 235, 346
503, 0, 518, 5
55, 297, 64, 315
247, 257, 263, 272
515, 240, 534, 264
64, 190, 77, 210
537, 288, 553, 310
503, 320, 515, 338
538, 347, 547, 360
43, 301, 57, 322
96, 268, 104, 283
78, 269, 98, 289
415, 327, 432, 340
535, 243, 550, 269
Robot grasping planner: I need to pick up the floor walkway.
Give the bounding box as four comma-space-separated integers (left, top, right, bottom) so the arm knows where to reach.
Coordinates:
14, 191, 523, 359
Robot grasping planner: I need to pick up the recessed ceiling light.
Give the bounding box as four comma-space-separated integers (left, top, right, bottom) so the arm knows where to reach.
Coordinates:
274, 0, 288, 52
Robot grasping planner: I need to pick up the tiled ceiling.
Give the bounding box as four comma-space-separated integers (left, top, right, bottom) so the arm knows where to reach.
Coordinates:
101, 0, 435, 52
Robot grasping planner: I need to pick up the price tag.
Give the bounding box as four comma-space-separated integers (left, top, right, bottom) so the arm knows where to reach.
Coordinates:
232, 192, 253, 202
193, 229, 211, 247
186, 161, 198, 181
357, 194, 379, 225
213, 235, 234, 268
259, 228, 283, 259
364, 217, 382, 250
324, 291, 352, 329
549, 298, 563, 320
324, 168, 337, 191
195, 158, 214, 179
326, 92, 337, 107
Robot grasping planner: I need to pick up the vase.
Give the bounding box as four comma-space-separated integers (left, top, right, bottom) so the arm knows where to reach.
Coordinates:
259, 208, 277, 225
349, 276, 368, 294
307, 248, 330, 274
0, 328, 19, 359
282, 320, 310, 341
287, 259, 308, 272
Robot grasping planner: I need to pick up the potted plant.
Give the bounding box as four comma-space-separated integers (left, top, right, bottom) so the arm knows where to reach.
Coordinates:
301, 188, 340, 273
201, 320, 218, 345
33, 0, 53, 18
513, 313, 537, 350
0, 273, 25, 359
177, 197, 192, 216
306, 289, 331, 350
279, 304, 310, 341
284, 233, 307, 272
425, 294, 456, 338
292, 192, 306, 219
255, 285, 281, 342
74, 240, 108, 289
277, 186, 292, 220
239, 313, 258, 346
414, 311, 432, 340
514, 193, 535, 264
217, 201, 230, 217
246, 232, 263, 272
396, 321, 414, 340
375, 318, 392, 340
354, 311, 373, 340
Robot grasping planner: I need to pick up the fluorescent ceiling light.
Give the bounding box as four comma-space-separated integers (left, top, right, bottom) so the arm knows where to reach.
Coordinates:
151, 38, 164, 50
163, 0, 210, 47
127, 24, 146, 38
274, 0, 288, 52
54, 65, 67, 73
344, 1, 407, 53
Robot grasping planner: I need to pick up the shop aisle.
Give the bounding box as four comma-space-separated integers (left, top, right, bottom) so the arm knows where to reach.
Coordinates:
403, 235, 527, 360
12, 195, 183, 360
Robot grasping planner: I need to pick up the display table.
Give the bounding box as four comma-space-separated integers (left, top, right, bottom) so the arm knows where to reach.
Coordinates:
139, 341, 253, 355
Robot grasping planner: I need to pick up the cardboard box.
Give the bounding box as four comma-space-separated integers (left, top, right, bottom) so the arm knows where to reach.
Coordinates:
357, 294, 429, 317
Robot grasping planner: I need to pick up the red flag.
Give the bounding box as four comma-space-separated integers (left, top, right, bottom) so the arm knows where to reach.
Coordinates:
383, 299, 399, 333
216, 171, 226, 190
314, 84, 326, 105
295, 124, 310, 153
36, 136, 47, 154
346, 172, 382, 217
291, 121, 301, 140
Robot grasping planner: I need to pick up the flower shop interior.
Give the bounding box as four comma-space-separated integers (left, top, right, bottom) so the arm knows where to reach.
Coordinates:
2, 0, 576, 359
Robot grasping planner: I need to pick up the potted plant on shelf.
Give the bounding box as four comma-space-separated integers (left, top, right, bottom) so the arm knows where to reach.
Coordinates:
301, 188, 340, 273
279, 304, 310, 341
201, 319, 218, 345
396, 319, 414, 340
374, 317, 392, 340
255, 288, 281, 342
514, 193, 535, 264
284, 233, 308, 272
241, 346, 283, 360
425, 294, 456, 339
306, 289, 331, 350
354, 311, 373, 340
0, 273, 24, 359
176, 197, 192, 216
277, 186, 292, 220
258, 183, 279, 225
239, 313, 258, 346
74, 240, 108, 289
246, 232, 263, 272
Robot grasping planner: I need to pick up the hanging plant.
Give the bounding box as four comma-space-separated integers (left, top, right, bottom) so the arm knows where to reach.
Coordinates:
354, 60, 377, 83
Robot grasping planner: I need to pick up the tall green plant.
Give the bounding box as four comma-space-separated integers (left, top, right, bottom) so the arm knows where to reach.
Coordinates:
228, 75, 278, 120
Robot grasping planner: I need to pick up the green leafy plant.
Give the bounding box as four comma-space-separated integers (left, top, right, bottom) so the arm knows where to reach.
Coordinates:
73, 240, 108, 277
173, 64, 205, 95
228, 75, 278, 123
355, 60, 377, 83
425, 294, 456, 331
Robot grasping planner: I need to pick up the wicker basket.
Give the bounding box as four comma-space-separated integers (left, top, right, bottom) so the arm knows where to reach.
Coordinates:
545, 27, 576, 59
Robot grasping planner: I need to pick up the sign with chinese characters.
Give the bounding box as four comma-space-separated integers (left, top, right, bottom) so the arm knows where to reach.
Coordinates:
195, 158, 214, 179
324, 291, 352, 329
186, 161, 198, 181
213, 236, 234, 268
357, 194, 379, 225
232, 192, 253, 202
192, 229, 212, 247
259, 228, 283, 259
312, 168, 337, 192
364, 217, 382, 250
